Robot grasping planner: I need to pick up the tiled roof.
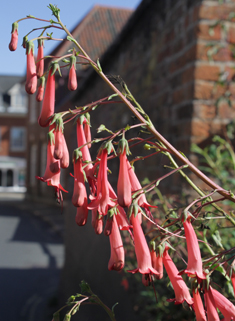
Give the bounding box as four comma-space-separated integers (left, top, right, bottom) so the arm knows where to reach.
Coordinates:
50, 5, 133, 68
0, 75, 23, 93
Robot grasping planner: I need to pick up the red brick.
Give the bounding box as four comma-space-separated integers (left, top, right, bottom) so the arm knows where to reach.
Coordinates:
219, 101, 235, 118
194, 81, 214, 99
195, 64, 220, 81
197, 23, 221, 41
227, 26, 235, 44
199, 5, 232, 20
193, 104, 216, 119
191, 119, 210, 138
196, 43, 234, 62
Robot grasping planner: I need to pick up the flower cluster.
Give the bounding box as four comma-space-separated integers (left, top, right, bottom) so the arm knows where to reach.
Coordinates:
9, 9, 235, 321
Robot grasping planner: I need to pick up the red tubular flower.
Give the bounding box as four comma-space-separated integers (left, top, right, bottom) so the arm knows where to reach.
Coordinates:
25, 42, 37, 95
150, 244, 163, 280
38, 64, 58, 127
72, 151, 87, 208
9, 22, 18, 51
211, 287, 235, 320
204, 287, 220, 321
68, 65, 77, 91
108, 183, 131, 231
36, 76, 45, 102
127, 161, 156, 216
193, 289, 207, 321
75, 199, 88, 226
181, 212, 206, 281
117, 139, 132, 208
84, 117, 91, 148
104, 215, 113, 236
128, 214, 159, 276
88, 148, 116, 216
163, 245, 193, 305
59, 134, 69, 169
94, 215, 103, 235
76, 118, 93, 179
36, 39, 44, 78
108, 215, 125, 271
36, 128, 67, 199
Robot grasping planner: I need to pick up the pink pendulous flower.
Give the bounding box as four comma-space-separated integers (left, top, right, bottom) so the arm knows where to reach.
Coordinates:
108, 183, 131, 231
59, 133, 69, 169
68, 56, 77, 91
180, 212, 206, 281
117, 138, 132, 208
204, 287, 220, 321
36, 76, 45, 102
36, 39, 44, 78
38, 63, 59, 127
163, 245, 194, 306
72, 150, 87, 208
75, 199, 88, 226
84, 116, 91, 149
76, 117, 93, 180
36, 127, 67, 201
104, 214, 113, 236
150, 242, 163, 280
108, 214, 125, 271
88, 146, 116, 216
128, 213, 159, 276
192, 288, 207, 321
9, 22, 18, 51
25, 41, 37, 95
127, 161, 157, 216
211, 287, 235, 320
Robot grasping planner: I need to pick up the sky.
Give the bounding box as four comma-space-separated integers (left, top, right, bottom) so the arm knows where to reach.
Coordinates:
1, 0, 141, 76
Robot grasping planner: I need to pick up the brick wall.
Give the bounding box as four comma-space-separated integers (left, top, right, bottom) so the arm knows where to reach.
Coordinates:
26, 0, 235, 316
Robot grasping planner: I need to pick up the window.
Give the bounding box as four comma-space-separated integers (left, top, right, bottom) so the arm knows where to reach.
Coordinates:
10, 127, 26, 151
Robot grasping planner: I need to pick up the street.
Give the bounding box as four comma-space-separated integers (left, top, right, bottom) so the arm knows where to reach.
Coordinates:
0, 198, 64, 321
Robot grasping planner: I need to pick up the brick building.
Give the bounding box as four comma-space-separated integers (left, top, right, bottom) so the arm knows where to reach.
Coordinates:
0, 76, 27, 192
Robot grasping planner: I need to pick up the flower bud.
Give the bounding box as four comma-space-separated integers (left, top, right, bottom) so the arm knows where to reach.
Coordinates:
9, 22, 18, 51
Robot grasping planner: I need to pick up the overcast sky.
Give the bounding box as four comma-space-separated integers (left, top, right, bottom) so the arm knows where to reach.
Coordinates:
1, 0, 141, 76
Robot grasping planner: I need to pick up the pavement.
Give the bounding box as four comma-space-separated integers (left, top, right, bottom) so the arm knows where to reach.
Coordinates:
0, 192, 66, 321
